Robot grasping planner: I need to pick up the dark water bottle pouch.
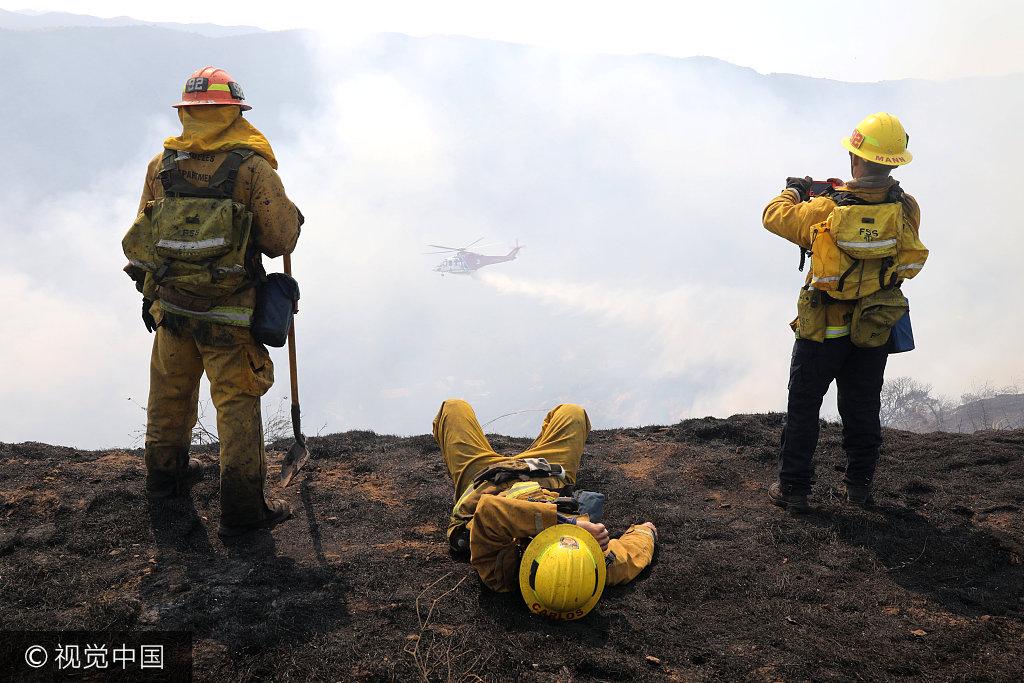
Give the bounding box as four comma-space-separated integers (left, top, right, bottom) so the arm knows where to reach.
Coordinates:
887, 310, 916, 354
252, 273, 300, 347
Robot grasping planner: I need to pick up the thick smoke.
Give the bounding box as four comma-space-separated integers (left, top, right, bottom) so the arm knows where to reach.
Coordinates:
1, 29, 1021, 446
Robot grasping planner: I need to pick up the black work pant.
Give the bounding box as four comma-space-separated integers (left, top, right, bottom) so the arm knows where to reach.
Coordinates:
778, 337, 888, 495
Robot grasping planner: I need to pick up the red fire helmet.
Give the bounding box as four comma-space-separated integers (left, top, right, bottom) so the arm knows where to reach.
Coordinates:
172, 66, 251, 110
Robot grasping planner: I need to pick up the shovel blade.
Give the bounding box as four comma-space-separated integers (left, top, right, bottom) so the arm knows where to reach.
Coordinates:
280, 439, 310, 487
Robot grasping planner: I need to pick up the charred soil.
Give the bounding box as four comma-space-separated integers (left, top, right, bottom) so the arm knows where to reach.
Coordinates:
1, 414, 1022, 681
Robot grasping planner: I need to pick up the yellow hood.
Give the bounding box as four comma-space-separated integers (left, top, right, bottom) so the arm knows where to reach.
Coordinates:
164, 105, 278, 169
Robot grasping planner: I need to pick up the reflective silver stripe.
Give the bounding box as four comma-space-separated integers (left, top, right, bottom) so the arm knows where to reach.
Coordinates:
896, 262, 925, 272
453, 481, 479, 514
836, 238, 897, 250
156, 237, 228, 251
825, 325, 851, 338
159, 301, 253, 326
812, 276, 840, 284
128, 259, 157, 271
506, 481, 541, 497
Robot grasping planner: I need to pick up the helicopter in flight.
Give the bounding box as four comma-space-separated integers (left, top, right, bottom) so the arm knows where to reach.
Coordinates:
426, 238, 524, 275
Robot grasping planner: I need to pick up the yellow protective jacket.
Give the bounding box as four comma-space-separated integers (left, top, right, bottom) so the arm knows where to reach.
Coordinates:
132, 150, 302, 322
762, 177, 921, 339
468, 491, 656, 593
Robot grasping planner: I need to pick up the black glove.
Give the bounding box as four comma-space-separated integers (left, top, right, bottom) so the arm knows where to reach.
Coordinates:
142, 298, 156, 333
123, 264, 146, 294
785, 176, 813, 202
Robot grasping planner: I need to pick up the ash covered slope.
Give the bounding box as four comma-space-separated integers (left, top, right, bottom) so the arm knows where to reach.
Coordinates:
1, 415, 1022, 681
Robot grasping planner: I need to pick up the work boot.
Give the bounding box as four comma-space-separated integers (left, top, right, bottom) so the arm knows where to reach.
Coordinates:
218, 499, 293, 538
146, 459, 204, 498
768, 482, 809, 513
845, 483, 874, 508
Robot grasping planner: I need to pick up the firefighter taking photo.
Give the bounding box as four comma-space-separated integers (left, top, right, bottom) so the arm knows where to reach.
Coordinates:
762, 112, 928, 512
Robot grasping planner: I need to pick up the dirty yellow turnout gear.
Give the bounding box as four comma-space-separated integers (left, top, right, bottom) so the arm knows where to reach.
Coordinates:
806, 185, 928, 301
124, 149, 258, 326
433, 399, 656, 597
126, 106, 289, 326
129, 149, 300, 322
129, 108, 300, 527
165, 105, 278, 169
434, 399, 588, 544
145, 314, 274, 526
519, 524, 606, 621
469, 493, 655, 595
841, 112, 912, 166
763, 177, 922, 342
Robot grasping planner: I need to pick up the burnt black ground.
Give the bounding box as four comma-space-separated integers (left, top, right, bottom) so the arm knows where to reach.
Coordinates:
1, 414, 1022, 682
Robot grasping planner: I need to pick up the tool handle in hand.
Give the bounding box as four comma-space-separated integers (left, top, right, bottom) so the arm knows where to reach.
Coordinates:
284, 254, 300, 406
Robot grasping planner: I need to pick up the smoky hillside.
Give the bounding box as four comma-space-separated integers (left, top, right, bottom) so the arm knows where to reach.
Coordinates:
1, 416, 1022, 680
2, 23, 1022, 447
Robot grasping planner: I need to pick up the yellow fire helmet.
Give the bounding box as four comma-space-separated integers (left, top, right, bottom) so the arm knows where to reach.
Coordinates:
841, 112, 912, 166
519, 523, 607, 621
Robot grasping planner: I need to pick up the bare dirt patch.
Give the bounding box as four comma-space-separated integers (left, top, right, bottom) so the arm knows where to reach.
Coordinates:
1, 416, 1022, 681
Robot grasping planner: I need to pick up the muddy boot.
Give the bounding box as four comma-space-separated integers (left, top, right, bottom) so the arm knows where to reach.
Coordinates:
845, 483, 874, 508
768, 482, 809, 513
146, 458, 204, 498
218, 499, 293, 538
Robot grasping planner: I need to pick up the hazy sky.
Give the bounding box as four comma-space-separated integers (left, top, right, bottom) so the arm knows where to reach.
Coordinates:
7, 0, 1024, 82
2, 8, 1022, 448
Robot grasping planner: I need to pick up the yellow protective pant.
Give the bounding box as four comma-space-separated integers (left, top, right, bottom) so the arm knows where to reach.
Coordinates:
432, 399, 591, 498
145, 320, 274, 526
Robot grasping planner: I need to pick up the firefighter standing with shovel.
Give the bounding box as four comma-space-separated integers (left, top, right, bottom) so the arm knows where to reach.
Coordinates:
123, 66, 305, 537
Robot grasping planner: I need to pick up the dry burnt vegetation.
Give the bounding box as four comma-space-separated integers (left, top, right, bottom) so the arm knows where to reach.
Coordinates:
1, 414, 1022, 681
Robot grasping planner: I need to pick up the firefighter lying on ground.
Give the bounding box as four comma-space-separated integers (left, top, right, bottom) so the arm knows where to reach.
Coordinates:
433, 399, 657, 620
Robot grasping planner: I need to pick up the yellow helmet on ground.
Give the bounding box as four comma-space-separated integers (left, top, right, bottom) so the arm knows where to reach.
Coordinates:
519, 523, 606, 621
841, 112, 912, 166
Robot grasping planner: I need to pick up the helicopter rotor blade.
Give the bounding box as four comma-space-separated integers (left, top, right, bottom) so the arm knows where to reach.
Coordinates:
460, 237, 485, 251
426, 244, 461, 251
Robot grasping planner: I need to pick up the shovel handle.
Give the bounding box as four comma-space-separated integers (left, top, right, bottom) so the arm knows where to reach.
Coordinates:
283, 254, 300, 407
